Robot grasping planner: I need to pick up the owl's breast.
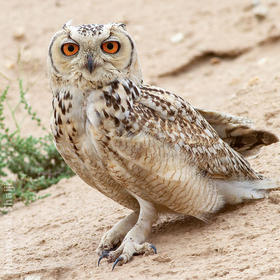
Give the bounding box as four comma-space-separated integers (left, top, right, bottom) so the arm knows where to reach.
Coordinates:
51, 87, 98, 166
50, 86, 139, 210
51, 85, 133, 174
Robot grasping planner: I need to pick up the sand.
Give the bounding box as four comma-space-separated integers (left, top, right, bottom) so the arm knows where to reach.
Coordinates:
1, 0, 280, 279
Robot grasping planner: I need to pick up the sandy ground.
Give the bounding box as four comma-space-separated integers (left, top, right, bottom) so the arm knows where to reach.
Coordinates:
1, 0, 280, 279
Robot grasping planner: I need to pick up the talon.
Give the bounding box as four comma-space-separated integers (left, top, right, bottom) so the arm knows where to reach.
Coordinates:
112, 256, 123, 271
98, 250, 109, 267
150, 244, 157, 254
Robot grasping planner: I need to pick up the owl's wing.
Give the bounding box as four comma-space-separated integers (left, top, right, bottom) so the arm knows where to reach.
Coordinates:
108, 134, 224, 218
138, 85, 261, 180
196, 108, 279, 157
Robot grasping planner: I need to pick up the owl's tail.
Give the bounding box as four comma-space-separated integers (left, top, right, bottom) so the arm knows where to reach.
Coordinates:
214, 178, 276, 204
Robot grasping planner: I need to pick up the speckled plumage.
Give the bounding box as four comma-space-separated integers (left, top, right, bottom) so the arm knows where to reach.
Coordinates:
48, 22, 278, 267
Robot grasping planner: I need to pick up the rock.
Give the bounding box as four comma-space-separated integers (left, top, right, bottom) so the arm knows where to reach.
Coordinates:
253, 5, 268, 19
152, 254, 172, 263
24, 276, 41, 280
248, 77, 260, 86
210, 57, 221, 65
170, 33, 184, 44
5, 60, 15, 70
269, 191, 280, 204
13, 27, 25, 40
257, 57, 267, 66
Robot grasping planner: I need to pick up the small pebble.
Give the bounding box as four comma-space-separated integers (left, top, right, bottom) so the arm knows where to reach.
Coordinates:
13, 27, 25, 40
228, 78, 240, 86
269, 191, 280, 204
248, 77, 260, 86
210, 57, 221, 65
152, 254, 172, 263
5, 61, 15, 70
253, 5, 268, 19
170, 33, 184, 44
55, 0, 61, 7
24, 276, 41, 280
257, 57, 267, 65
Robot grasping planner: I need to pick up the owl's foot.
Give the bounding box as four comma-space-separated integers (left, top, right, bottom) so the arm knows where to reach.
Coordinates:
98, 241, 157, 269
110, 241, 157, 270
98, 195, 158, 269
96, 212, 138, 259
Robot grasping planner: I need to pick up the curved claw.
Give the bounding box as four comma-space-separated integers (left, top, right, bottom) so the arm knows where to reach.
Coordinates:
150, 244, 157, 254
97, 250, 109, 267
112, 256, 124, 271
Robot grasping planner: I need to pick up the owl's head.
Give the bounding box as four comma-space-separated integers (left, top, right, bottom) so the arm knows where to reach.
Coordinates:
48, 22, 142, 89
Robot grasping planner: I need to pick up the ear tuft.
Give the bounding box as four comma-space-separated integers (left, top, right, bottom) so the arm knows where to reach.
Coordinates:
117, 23, 127, 30
63, 20, 73, 32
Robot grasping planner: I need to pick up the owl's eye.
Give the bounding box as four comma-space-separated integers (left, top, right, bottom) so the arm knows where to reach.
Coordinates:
61, 43, 79, 56
101, 41, 120, 54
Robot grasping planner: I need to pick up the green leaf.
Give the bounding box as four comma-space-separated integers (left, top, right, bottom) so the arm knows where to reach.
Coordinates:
0, 80, 74, 211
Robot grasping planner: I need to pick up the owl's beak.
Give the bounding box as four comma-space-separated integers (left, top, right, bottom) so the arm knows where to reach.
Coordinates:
86, 54, 94, 73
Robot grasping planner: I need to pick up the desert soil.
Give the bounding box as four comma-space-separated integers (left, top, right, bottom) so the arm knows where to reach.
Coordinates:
1, 0, 280, 279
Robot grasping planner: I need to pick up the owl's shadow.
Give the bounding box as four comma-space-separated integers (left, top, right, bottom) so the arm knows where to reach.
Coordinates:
152, 201, 255, 235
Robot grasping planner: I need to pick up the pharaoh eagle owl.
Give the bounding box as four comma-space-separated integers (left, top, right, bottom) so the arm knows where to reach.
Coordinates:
48, 22, 278, 269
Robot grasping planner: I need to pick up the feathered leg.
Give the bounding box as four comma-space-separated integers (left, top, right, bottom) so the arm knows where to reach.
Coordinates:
107, 194, 158, 269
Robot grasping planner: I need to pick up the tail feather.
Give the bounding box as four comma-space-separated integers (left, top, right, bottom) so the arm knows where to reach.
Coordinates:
214, 179, 276, 204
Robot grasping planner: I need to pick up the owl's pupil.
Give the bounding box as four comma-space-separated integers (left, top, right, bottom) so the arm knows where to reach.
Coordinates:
107, 43, 113, 50
68, 45, 74, 52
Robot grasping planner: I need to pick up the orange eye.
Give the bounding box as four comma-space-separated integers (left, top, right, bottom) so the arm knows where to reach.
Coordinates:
101, 41, 120, 54
61, 43, 79, 56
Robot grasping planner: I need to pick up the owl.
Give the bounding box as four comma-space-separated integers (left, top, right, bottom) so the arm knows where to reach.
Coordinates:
48, 22, 278, 269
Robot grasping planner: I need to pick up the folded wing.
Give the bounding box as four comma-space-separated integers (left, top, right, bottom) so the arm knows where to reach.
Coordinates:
196, 108, 278, 157
138, 85, 261, 180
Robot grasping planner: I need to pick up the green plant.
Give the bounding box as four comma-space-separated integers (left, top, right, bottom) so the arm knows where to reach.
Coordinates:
0, 80, 74, 212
